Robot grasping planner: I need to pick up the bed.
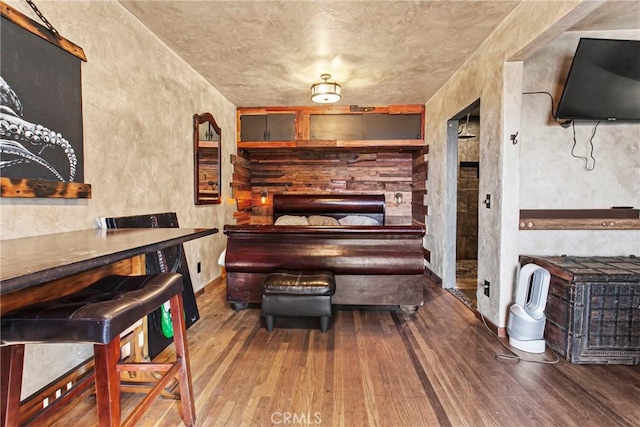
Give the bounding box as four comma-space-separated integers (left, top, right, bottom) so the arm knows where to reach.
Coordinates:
223, 194, 426, 311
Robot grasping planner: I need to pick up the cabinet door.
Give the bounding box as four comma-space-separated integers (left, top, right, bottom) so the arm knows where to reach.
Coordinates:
363, 114, 422, 139
240, 115, 268, 141
267, 114, 295, 141
310, 114, 362, 140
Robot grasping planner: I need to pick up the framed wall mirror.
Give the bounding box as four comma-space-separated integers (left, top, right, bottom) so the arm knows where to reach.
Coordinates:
193, 113, 221, 204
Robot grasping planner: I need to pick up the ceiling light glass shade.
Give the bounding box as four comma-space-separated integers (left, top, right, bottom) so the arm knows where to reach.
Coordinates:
311, 74, 341, 103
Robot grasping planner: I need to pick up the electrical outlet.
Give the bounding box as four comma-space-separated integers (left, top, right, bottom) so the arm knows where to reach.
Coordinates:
483, 194, 491, 209
197, 261, 201, 274
483, 280, 490, 297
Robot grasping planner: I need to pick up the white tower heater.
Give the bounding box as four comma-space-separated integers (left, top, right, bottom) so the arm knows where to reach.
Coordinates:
507, 263, 551, 353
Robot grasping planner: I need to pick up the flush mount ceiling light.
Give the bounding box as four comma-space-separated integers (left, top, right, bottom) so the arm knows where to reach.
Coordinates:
311, 74, 341, 104
458, 113, 476, 139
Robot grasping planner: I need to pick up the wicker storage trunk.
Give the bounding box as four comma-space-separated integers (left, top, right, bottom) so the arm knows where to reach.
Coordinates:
520, 256, 640, 365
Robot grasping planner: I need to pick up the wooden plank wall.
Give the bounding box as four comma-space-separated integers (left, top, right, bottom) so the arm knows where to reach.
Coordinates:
412, 146, 428, 226
231, 150, 252, 224
232, 149, 416, 225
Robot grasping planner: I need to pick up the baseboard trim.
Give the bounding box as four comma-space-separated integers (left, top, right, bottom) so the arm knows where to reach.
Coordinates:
474, 311, 507, 337
423, 267, 442, 286
195, 271, 226, 297
427, 268, 506, 337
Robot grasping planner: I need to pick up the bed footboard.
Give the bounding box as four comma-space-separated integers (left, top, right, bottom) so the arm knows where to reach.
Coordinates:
224, 225, 426, 309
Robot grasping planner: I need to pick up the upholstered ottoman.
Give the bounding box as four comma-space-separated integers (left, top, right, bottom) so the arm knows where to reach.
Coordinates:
261, 270, 335, 333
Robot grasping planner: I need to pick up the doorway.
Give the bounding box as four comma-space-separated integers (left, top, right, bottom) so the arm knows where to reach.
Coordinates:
445, 100, 480, 309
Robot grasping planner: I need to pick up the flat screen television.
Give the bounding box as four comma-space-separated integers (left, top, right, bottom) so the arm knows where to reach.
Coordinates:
554, 38, 640, 122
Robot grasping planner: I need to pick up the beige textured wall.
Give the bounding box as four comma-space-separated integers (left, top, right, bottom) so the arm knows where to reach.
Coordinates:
423, 0, 602, 326
1, 0, 236, 397
519, 29, 640, 256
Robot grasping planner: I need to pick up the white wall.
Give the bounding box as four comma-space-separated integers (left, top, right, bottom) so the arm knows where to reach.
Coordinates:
519, 29, 640, 256
1, 0, 237, 398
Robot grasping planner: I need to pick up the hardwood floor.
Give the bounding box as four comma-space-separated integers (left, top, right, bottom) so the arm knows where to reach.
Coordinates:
53, 280, 640, 426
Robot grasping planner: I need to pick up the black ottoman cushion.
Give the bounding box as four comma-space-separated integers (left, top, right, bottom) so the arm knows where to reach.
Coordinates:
262, 270, 335, 295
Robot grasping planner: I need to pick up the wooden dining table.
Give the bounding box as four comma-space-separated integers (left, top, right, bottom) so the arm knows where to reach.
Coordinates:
0, 227, 217, 313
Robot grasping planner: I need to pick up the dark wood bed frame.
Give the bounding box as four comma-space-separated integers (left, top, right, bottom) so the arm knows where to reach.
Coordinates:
223, 194, 426, 311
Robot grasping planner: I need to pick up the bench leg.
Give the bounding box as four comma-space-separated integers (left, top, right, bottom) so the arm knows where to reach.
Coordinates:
320, 316, 330, 333
94, 337, 122, 427
264, 315, 274, 332
170, 293, 196, 427
1, 344, 24, 427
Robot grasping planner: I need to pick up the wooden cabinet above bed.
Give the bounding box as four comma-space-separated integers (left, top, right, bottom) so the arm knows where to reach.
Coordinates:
232, 105, 429, 226
236, 105, 425, 150
239, 113, 295, 142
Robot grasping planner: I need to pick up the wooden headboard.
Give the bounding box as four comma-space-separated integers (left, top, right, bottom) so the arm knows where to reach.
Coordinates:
272, 194, 385, 224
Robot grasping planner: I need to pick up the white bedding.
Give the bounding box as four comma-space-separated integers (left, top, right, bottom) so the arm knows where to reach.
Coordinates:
274, 214, 381, 226
307, 215, 341, 226
338, 215, 380, 226
274, 215, 309, 225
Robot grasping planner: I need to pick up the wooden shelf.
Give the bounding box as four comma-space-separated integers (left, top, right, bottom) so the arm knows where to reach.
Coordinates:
237, 139, 425, 150
519, 209, 640, 230
237, 105, 425, 115
237, 141, 296, 149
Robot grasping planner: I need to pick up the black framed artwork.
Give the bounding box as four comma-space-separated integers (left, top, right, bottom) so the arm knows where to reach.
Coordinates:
0, 2, 90, 198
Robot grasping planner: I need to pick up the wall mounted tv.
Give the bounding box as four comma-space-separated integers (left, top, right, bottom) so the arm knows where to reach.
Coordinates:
554, 38, 640, 122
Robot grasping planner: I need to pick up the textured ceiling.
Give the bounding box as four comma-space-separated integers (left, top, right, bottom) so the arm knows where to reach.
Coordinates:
569, 0, 640, 31
119, 1, 639, 107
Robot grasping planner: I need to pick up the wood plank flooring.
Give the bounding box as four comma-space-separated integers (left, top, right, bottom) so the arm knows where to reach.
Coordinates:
53, 280, 640, 426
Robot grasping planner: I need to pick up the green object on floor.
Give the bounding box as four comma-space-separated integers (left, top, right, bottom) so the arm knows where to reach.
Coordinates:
160, 304, 188, 339
161, 304, 174, 338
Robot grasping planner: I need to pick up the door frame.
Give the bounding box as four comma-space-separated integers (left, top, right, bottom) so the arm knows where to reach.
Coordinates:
444, 99, 480, 289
